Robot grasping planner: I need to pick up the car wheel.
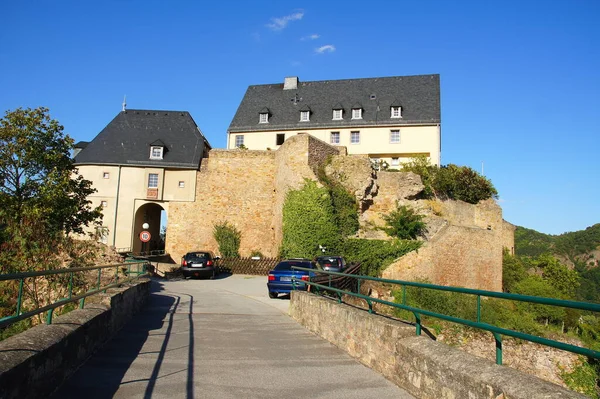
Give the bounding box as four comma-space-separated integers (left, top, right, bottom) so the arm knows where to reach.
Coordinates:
269, 292, 278, 299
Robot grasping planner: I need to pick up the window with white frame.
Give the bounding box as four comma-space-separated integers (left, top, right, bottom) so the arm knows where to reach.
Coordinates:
300, 111, 310, 122
350, 131, 360, 144
330, 131, 340, 144
352, 108, 362, 119
391, 157, 400, 167
235, 135, 244, 147
178, 181, 185, 188
148, 173, 159, 188
390, 130, 400, 143
103, 172, 110, 179
391, 106, 402, 118
332, 109, 343, 120
259, 113, 269, 123
150, 146, 163, 160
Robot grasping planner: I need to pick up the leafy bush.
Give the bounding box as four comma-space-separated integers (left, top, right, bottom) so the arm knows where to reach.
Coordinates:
281, 180, 339, 258
213, 221, 241, 258
250, 250, 264, 258
561, 358, 600, 399
340, 238, 421, 276
381, 204, 426, 240
401, 156, 498, 204
329, 181, 359, 237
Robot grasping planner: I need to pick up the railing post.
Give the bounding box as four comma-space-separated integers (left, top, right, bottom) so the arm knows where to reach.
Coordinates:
68, 272, 74, 299
79, 298, 85, 309
329, 274, 332, 288
366, 298, 373, 314
97, 268, 102, 289
494, 333, 503, 365
337, 291, 342, 304
414, 312, 421, 336
357, 278, 361, 294
46, 309, 54, 325
16, 279, 24, 316
402, 285, 407, 305
477, 295, 481, 323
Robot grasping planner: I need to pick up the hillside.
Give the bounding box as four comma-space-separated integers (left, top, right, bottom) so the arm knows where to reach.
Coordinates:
514, 223, 600, 302
515, 223, 600, 268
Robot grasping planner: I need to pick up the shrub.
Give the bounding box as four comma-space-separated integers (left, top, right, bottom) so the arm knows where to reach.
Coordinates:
381, 204, 426, 240
281, 180, 340, 259
401, 156, 498, 204
512, 275, 566, 325
213, 221, 241, 258
340, 238, 421, 276
250, 250, 264, 258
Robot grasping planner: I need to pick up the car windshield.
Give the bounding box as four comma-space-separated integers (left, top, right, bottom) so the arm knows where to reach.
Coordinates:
317, 257, 340, 266
274, 261, 313, 271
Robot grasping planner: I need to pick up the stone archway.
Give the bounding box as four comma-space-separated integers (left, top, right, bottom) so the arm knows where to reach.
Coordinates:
133, 202, 165, 253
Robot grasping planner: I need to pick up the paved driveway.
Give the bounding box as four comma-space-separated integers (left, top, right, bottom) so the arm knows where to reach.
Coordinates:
51, 275, 413, 398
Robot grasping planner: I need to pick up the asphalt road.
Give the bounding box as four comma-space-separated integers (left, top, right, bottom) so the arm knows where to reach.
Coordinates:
51, 274, 414, 399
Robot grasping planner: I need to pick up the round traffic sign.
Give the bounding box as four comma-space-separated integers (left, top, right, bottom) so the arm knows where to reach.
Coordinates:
139, 231, 151, 242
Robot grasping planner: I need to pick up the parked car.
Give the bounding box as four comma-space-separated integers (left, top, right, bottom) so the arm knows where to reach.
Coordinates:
315, 256, 346, 273
181, 251, 220, 279
267, 259, 319, 298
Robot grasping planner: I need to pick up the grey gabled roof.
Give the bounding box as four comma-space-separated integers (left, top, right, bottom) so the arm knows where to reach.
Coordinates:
74, 109, 211, 169
228, 74, 440, 133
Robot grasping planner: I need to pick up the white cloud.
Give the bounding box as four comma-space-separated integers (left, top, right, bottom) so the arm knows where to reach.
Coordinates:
315, 44, 336, 54
266, 10, 304, 31
301, 34, 320, 41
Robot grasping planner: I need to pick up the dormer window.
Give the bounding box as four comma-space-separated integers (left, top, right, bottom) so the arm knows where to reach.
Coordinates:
332, 109, 343, 120
259, 107, 270, 124
351, 108, 362, 120
150, 146, 163, 160
391, 106, 402, 118
300, 110, 310, 122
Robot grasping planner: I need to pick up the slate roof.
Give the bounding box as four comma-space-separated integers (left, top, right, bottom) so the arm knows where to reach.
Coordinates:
228, 74, 440, 133
74, 110, 211, 169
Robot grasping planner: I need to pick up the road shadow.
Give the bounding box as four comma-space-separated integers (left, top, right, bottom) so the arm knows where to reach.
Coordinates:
50, 279, 190, 398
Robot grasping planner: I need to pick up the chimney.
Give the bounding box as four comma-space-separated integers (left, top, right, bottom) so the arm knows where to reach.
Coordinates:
284, 76, 299, 90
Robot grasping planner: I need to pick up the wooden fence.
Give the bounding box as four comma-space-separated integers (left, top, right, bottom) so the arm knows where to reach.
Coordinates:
216, 257, 280, 276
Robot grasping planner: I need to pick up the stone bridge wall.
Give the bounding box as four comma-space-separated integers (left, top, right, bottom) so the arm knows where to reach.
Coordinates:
290, 291, 585, 399
0, 281, 150, 399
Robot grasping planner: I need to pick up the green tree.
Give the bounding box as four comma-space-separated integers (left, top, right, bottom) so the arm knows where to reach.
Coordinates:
502, 249, 528, 292
533, 254, 580, 299
0, 107, 101, 237
213, 221, 241, 258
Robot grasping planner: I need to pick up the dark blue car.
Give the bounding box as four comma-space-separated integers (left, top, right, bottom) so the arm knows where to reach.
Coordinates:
267, 259, 319, 298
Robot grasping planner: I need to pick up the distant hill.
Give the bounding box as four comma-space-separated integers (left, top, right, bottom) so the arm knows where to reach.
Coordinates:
514, 224, 600, 302
515, 223, 600, 268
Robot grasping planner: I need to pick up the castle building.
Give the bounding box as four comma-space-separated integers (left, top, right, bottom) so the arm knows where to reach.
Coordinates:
73, 109, 211, 252
227, 74, 441, 168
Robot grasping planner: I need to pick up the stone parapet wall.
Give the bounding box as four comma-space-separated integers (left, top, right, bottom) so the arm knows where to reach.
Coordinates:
0, 281, 150, 399
290, 291, 585, 399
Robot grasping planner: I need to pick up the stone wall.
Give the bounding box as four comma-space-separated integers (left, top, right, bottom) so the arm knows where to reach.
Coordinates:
167, 136, 345, 261
290, 291, 585, 399
167, 150, 277, 260
0, 281, 150, 399
272, 134, 345, 248
382, 199, 505, 291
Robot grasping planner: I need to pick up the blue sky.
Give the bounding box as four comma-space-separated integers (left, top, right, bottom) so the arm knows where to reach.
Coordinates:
1, 1, 599, 235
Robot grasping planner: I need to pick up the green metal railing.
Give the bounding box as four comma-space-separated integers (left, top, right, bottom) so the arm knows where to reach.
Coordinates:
291, 267, 600, 365
0, 261, 149, 329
